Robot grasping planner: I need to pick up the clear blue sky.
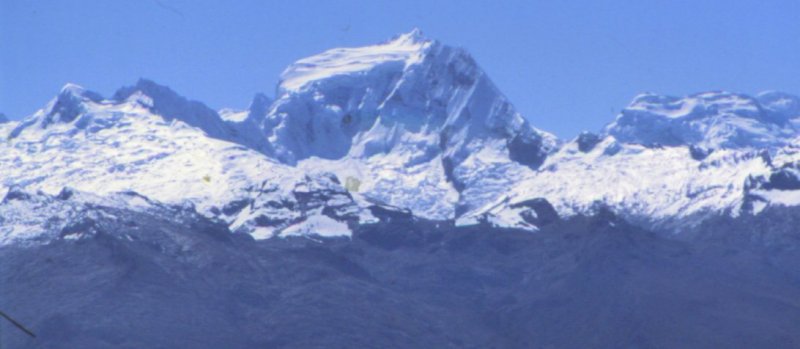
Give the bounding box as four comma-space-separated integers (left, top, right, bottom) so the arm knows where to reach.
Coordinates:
2, 0, 799, 138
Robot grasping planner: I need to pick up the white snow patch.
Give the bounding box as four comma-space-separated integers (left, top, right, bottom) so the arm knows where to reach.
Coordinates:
280, 215, 352, 238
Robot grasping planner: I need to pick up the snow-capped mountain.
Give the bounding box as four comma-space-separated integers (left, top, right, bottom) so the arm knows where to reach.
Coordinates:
218, 92, 275, 154
265, 29, 556, 220
604, 91, 800, 149
0, 187, 217, 246
2, 29, 800, 244
0, 81, 376, 244
477, 91, 800, 230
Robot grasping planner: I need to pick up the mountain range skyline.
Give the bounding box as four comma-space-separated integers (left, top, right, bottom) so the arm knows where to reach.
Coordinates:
3, 29, 799, 241
3, 25, 800, 348
5, 27, 798, 147
3, 0, 799, 138
9, 78, 798, 141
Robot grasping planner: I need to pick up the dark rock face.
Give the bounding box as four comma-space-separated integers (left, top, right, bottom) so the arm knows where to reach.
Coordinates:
2, 188, 33, 202
689, 144, 713, 160
367, 204, 415, 223
220, 199, 250, 216
291, 175, 360, 223
227, 174, 361, 235
507, 134, 547, 169
441, 156, 465, 192
576, 131, 601, 153
247, 93, 273, 122
3, 209, 800, 348
764, 166, 800, 190
45, 87, 104, 126
744, 162, 800, 192
509, 198, 560, 226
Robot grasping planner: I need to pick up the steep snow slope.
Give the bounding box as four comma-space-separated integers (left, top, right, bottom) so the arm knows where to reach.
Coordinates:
1, 83, 278, 209
8, 80, 265, 150
264, 29, 556, 219
476, 92, 800, 231
471, 138, 785, 230
0, 83, 371, 240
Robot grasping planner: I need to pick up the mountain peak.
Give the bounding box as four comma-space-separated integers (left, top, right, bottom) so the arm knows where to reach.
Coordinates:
59, 82, 84, 95
266, 30, 550, 166
113, 78, 183, 106
387, 28, 428, 45
278, 30, 434, 93
110, 78, 246, 142
37, 83, 104, 125
605, 90, 799, 149
262, 30, 554, 218
58, 82, 101, 99
6, 83, 104, 138
248, 93, 272, 119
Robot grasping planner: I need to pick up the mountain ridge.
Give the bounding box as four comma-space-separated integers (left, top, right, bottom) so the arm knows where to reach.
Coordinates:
2, 29, 800, 242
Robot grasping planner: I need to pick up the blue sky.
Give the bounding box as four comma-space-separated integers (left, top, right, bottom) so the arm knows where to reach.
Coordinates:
2, 0, 799, 137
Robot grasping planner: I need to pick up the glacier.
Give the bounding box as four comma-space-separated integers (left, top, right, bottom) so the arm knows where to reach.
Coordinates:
1, 29, 800, 243
4, 29, 800, 348
266, 29, 556, 220
604, 91, 799, 149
